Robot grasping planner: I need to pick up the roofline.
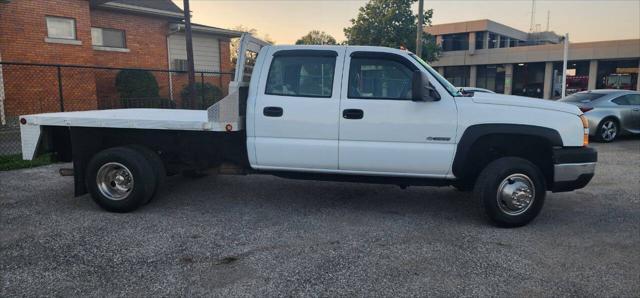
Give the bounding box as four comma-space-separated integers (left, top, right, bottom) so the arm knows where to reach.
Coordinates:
427, 19, 532, 40
97, 2, 184, 18
170, 23, 243, 38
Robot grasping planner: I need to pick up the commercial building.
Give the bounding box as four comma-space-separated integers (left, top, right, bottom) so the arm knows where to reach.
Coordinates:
426, 19, 640, 98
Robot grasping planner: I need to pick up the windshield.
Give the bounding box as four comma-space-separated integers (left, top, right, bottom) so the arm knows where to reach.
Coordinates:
559, 92, 606, 103
409, 54, 462, 97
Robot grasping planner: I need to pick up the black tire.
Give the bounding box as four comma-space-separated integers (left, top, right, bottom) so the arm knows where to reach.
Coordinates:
86, 147, 157, 212
595, 118, 618, 143
127, 145, 165, 204
473, 157, 546, 227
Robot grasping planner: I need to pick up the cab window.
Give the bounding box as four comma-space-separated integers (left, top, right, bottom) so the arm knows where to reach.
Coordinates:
348, 58, 414, 100
265, 55, 336, 98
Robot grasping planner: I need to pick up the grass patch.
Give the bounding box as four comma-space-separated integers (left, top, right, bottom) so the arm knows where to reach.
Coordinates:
0, 153, 54, 171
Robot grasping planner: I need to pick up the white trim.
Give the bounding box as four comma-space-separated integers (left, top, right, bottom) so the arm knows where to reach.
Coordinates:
0, 52, 5, 125
93, 46, 130, 52
98, 2, 183, 18
44, 37, 82, 45
169, 23, 243, 38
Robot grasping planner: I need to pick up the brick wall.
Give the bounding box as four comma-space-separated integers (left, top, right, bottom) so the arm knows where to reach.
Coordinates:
0, 0, 235, 117
90, 9, 173, 104
0, 0, 97, 116
0, 0, 95, 65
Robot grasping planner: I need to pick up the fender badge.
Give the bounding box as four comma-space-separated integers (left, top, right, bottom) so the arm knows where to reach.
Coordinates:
427, 137, 451, 141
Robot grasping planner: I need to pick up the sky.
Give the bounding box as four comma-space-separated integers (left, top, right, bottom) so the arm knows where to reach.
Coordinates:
172, 0, 640, 44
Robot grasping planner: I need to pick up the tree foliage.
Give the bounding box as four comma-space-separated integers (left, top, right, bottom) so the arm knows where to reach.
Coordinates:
343, 0, 440, 61
295, 30, 337, 45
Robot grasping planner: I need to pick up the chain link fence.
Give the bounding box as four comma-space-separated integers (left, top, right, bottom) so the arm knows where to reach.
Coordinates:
0, 61, 233, 157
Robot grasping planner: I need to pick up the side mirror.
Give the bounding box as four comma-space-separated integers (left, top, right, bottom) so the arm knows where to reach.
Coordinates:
412, 71, 441, 102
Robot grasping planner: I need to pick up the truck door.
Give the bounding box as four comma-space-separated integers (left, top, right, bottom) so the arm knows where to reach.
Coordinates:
250, 48, 345, 170
338, 50, 458, 177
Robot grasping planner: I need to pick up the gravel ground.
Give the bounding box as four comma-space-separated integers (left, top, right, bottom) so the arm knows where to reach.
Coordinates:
1, 139, 639, 297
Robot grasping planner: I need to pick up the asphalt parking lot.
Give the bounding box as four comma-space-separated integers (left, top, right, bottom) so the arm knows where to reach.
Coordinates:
1, 139, 639, 297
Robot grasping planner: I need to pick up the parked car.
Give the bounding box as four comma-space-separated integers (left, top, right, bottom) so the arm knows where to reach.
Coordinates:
18, 36, 597, 227
559, 90, 640, 142
458, 87, 496, 94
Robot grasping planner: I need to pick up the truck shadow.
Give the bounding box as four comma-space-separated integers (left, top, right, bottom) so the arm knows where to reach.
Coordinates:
151, 173, 485, 226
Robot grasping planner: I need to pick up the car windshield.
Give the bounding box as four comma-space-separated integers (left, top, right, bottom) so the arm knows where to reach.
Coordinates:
560, 93, 606, 103
409, 54, 462, 97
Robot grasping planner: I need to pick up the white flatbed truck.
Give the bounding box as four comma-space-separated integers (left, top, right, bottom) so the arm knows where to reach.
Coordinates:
20, 35, 597, 227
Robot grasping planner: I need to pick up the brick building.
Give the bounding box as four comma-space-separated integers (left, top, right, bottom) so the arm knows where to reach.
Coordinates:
0, 0, 241, 122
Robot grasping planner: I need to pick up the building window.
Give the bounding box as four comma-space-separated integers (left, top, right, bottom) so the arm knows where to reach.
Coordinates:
266, 55, 336, 98
488, 33, 498, 49
596, 60, 639, 90
92, 27, 126, 48
552, 61, 590, 98
513, 62, 546, 98
441, 33, 469, 51
444, 66, 470, 87
475, 32, 485, 50
476, 65, 505, 93
46, 16, 76, 40
499, 36, 508, 48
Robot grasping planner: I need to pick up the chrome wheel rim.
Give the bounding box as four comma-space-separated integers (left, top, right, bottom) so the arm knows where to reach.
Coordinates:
96, 162, 134, 201
496, 174, 535, 216
601, 121, 617, 141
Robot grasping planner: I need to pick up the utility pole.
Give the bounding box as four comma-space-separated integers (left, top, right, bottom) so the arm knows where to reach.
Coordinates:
183, 0, 196, 107
416, 0, 424, 57
546, 10, 550, 31
561, 33, 569, 98
529, 0, 536, 32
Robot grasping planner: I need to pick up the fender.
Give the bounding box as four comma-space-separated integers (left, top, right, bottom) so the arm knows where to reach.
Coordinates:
452, 124, 563, 178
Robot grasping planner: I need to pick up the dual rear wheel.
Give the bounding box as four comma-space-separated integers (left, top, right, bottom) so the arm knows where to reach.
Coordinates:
86, 146, 163, 213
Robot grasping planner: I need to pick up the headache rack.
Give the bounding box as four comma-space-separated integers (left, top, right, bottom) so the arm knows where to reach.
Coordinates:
207, 34, 270, 131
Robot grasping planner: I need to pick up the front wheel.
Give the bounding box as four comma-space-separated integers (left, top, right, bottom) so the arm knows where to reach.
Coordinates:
596, 118, 618, 142
473, 157, 546, 227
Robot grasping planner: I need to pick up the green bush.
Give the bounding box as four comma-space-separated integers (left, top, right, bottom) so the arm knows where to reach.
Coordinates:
115, 69, 160, 99
180, 82, 223, 109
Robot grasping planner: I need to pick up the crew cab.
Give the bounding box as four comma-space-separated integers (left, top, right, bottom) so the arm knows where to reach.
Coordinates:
19, 35, 597, 227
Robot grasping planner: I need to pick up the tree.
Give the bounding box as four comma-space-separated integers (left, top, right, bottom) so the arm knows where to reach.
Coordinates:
295, 30, 337, 45
343, 0, 440, 62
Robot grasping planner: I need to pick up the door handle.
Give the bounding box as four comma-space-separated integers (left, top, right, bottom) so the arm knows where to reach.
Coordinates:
632, 108, 640, 112
343, 109, 364, 119
263, 106, 283, 117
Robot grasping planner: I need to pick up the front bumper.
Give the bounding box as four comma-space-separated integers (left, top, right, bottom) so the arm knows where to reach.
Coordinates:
551, 147, 597, 192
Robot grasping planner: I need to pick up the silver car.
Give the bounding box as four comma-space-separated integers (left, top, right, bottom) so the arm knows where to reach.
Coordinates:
560, 90, 640, 142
